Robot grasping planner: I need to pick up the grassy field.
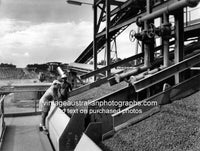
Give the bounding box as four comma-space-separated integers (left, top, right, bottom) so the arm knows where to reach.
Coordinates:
101, 90, 200, 151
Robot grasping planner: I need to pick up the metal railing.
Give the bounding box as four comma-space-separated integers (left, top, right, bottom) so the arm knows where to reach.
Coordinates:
0, 95, 6, 141
3, 91, 44, 116
0, 83, 51, 116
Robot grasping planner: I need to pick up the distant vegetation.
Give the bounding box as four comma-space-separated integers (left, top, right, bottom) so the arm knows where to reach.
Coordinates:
26, 63, 49, 71
0, 62, 68, 81
0, 63, 16, 68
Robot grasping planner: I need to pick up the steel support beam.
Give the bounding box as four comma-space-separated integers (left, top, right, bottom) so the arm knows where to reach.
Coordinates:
93, 1, 98, 81
97, 3, 105, 33
109, 0, 124, 6
80, 53, 143, 79
106, 0, 111, 76
174, 8, 184, 84
97, 0, 123, 6
132, 52, 200, 92
102, 0, 134, 21
96, 0, 103, 5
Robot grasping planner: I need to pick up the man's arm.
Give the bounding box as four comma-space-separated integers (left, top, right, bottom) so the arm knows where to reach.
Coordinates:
68, 82, 72, 91
52, 87, 59, 101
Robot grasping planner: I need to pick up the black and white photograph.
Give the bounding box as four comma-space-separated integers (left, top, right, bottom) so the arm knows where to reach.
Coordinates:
0, 0, 200, 151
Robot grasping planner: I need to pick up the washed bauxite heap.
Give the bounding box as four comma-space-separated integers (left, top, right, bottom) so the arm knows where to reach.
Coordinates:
68, 81, 128, 103
100, 90, 200, 151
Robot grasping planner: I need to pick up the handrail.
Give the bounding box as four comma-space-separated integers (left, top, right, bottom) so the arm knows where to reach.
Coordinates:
0, 95, 6, 141
0, 95, 6, 116
0, 84, 50, 116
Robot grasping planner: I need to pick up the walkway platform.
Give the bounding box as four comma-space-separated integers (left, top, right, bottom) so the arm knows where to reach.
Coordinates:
1, 115, 53, 151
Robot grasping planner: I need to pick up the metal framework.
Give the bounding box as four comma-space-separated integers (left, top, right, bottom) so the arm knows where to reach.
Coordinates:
74, 0, 199, 82
68, 0, 200, 148
2, 1, 200, 151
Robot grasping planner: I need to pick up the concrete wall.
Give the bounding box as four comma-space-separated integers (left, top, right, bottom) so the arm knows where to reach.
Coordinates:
14, 92, 39, 101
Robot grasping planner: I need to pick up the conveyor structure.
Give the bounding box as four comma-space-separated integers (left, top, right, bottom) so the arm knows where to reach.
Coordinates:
1, 0, 200, 151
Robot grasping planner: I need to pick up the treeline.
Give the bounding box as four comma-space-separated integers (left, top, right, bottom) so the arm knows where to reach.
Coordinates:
0, 63, 16, 68
26, 63, 49, 70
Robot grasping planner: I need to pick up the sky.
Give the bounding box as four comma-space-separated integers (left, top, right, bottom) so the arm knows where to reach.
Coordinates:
0, 0, 136, 67
0, 0, 92, 67
0, 0, 199, 67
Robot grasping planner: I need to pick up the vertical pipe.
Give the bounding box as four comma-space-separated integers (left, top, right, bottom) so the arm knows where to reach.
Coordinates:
135, 26, 140, 65
174, 8, 184, 84
146, 0, 151, 13
160, 17, 164, 56
185, 7, 188, 26
135, 26, 140, 55
144, 21, 151, 67
163, 13, 170, 67
106, 0, 111, 76
144, 0, 151, 68
93, 1, 97, 81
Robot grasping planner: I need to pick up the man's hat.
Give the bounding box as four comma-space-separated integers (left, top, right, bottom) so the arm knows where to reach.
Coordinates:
57, 66, 67, 79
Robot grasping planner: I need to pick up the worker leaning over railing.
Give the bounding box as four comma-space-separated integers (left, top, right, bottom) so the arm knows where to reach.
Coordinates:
57, 74, 72, 102
39, 80, 61, 134
56, 67, 73, 112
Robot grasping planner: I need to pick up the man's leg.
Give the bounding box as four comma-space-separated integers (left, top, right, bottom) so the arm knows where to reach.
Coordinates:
39, 105, 50, 132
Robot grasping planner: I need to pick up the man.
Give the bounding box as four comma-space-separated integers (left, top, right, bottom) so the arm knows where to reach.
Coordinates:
39, 80, 61, 134
58, 74, 72, 101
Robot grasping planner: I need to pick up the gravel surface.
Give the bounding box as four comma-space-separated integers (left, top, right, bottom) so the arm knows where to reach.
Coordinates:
68, 81, 128, 103
101, 90, 200, 151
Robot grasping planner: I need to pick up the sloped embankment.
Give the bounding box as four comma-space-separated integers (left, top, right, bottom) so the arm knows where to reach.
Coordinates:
68, 81, 128, 103
101, 91, 200, 151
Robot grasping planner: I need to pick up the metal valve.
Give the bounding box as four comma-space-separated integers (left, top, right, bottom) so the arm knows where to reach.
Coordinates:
147, 23, 156, 38
155, 23, 172, 39
129, 30, 136, 42
134, 29, 154, 43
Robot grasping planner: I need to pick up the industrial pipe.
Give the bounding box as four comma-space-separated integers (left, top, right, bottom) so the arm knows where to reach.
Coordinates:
163, 13, 170, 68
130, 67, 160, 84
137, 0, 200, 25
130, 72, 145, 83
148, 68, 160, 74
115, 66, 147, 83
114, 40, 200, 84
143, 0, 152, 68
